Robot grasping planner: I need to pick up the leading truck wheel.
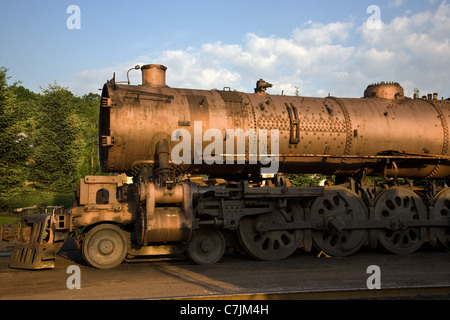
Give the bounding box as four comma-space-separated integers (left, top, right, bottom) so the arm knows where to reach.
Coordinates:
187, 228, 226, 264
82, 224, 129, 269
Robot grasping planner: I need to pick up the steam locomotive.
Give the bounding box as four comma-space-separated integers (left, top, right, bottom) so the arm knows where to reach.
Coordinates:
9, 64, 450, 269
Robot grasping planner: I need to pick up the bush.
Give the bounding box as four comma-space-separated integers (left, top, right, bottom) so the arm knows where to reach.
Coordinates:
5, 186, 73, 213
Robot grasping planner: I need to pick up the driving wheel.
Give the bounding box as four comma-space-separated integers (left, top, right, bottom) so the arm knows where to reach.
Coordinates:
238, 201, 304, 261
310, 187, 368, 256
431, 188, 450, 249
374, 187, 426, 254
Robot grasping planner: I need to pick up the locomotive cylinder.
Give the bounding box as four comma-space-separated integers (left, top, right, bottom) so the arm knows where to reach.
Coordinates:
99, 65, 450, 180
137, 182, 193, 245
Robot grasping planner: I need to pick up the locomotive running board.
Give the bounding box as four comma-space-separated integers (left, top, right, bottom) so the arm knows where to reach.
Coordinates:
9, 214, 65, 270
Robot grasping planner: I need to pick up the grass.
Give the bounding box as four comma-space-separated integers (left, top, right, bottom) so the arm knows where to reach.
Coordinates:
7, 189, 72, 209
0, 217, 20, 225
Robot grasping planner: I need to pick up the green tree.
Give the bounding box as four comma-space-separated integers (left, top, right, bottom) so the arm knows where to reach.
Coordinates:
30, 83, 84, 193
286, 173, 329, 187
0, 67, 33, 209
75, 93, 102, 176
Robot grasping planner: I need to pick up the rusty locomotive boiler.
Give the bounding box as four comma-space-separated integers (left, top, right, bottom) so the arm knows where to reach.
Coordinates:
9, 64, 450, 269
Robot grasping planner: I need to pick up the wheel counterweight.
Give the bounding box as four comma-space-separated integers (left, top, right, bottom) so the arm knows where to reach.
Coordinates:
310, 187, 368, 257
238, 201, 304, 261
374, 187, 426, 254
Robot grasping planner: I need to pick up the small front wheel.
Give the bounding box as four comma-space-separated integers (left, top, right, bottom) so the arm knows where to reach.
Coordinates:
82, 224, 129, 269
187, 228, 226, 264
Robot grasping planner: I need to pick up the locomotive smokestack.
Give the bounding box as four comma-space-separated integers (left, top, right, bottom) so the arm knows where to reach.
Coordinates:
141, 64, 167, 87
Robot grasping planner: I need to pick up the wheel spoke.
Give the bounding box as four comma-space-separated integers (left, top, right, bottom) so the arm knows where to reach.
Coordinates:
375, 187, 426, 254
310, 187, 368, 257
238, 201, 303, 261
432, 188, 450, 249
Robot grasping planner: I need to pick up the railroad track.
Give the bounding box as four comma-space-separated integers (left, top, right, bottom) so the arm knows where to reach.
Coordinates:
154, 286, 449, 317
167, 285, 450, 300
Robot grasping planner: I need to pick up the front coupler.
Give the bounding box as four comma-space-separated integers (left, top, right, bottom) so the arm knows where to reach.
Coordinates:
9, 211, 69, 270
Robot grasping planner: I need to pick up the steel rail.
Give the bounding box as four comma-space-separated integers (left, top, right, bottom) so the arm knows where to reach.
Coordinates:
164, 285, 450, 300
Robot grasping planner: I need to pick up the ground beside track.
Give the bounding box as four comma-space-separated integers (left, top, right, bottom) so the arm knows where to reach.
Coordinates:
0, 239, 449, 300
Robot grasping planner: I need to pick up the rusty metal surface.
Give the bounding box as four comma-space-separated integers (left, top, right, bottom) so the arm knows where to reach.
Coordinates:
69, 175, 133, 230
0, 223, 19, 242
98, 65, 450, 179
9, 214, 65, 269
363, 81, 405, 99
137, 181, 192, 245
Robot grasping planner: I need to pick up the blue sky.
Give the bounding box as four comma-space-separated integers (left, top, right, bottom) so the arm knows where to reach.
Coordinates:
1, 0, 449, 98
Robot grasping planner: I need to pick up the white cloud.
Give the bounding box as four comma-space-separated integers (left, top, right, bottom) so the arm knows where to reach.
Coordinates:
292, 21, 354, 46
388, 0, 406, 8
68, 1, 450, 99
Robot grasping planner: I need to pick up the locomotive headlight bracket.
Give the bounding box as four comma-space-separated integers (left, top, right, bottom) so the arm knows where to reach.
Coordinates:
114, 65, 141, 85
126, 65, 140, 85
